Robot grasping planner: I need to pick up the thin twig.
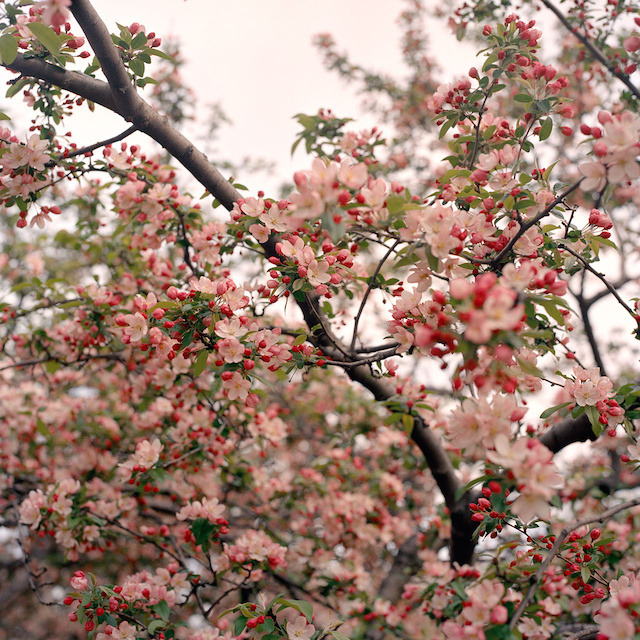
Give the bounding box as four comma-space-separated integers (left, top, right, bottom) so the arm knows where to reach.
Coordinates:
46, 125, 137, 166
0, 352, 124, 373
322, 348, 399, 369
350, 239, 400, 351
509, 496, 640, 629
560, 243, 637, 319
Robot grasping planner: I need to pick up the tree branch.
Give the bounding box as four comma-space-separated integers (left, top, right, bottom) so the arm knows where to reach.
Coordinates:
350, 239, 400, 351
539, 413, 595, 453
48, 124, 137, 165
539, 0, 640, 102
509, 496, 640, 630
69, 0, 139, 113
468, 180, 583, 266
4, 53, 118, 111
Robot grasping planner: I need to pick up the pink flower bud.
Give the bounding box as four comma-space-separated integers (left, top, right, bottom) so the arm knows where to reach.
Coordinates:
491, 606, 508, 624
624, 35, 640, 52
593, 140, 608, 157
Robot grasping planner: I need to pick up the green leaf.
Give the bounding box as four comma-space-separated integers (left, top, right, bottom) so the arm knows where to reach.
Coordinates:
147, 48, 175, 61
234, 616, 248, 636
278, 598, 313, 623
137, 77, 159, 88
515, 356, 543, 378
6, 77, 28, 98
293, 333, 307, 346
539, 118, 553, 141
131, 32, 147, 49
455, 474, 492, 501
45, 360, 61, 374
291, 136, 303, 156
386, 194, 406, 215
540, 402, 572, 420
0, 34, 18, 65
192, 349, 209, 378
438, 118, 454, 139
154, 599, 170, 621
537, 297, 565, 325
580, 565, 591, 584
129, 58, 145, 77
292, 278, 305, 292
191, 518, 216, 552
584, 405, 602, 435
402, 413, 414, 434
513, 93, 531, 103
593, 234, 618, 250
27, 22, 62, 55
295, 113, 316, 131
180, 329, 194, 349
36, 417, 50, 436
148, 620, 165, 634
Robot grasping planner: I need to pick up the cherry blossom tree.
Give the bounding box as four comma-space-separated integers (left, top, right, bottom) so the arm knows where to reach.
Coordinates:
2, 1, 640, 640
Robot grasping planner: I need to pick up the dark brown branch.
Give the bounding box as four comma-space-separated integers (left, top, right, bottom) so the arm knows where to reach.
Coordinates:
469, 180, 583, 266
4, 53, 118, 111
561, 244, 637, 319
539, 413, 595, 453
69, 0, 139, 113
350, 239, 400, 351
48, 124, 137, 165
575, 293, 608, 375
539, 0, 640, 102
583, 276, 634, 308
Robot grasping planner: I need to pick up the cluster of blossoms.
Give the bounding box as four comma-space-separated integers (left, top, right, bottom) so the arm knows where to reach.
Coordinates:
118, 438, 163, 478
64, 565, 190, 634
0, 130, 57, 227
448, 393, 526, 456
580, 111, 640, 189
563, 366, 625, 431
223, 530, 287, 574
487, 435, 563, 522
596, 573, 640, 640
176, 497, 226, 524
112, 276, 298, 406
4, 2, 640, 640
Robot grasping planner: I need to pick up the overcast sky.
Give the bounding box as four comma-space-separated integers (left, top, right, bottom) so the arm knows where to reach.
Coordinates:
20, 1, 476, 194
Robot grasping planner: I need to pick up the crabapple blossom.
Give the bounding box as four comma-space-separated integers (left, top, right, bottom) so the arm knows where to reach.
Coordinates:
286, 616, 315, 640
3, 4, 640, 640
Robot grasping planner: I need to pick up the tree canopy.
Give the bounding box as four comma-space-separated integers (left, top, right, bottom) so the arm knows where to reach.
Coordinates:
2, 1, 640, 640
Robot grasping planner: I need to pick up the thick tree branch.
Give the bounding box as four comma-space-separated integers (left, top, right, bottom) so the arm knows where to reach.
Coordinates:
69, 0, 138, 113
4, 53, 117, 111
539, 413, 595, 453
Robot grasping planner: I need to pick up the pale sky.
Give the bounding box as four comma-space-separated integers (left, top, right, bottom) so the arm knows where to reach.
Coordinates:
6, 1, 476, 194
